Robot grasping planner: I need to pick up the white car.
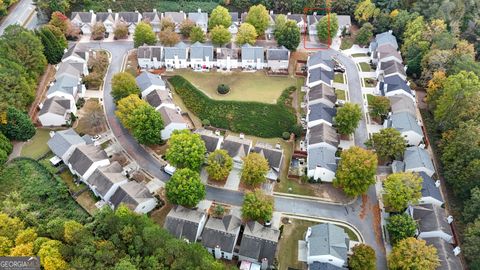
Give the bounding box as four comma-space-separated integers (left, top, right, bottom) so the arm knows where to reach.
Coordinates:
164, 164, 176, 176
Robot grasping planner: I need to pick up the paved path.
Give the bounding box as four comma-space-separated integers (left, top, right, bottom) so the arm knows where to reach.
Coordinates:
0, 0, 35, 34
76, 40, 386, 269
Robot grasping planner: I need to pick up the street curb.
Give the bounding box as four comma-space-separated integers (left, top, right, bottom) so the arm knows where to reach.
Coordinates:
273, 191, 357, 205
280, 212, 365, 243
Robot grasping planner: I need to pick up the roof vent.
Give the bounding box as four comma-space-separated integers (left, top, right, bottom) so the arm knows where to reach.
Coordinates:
447, 215, 454, 224
215, 130, 221, 136
435, 180, 441, 188
275, 143, 281, 149
239, 133, 245, 139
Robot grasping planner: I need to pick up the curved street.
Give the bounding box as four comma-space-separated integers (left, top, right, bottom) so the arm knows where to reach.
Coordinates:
76, 40, 386, 269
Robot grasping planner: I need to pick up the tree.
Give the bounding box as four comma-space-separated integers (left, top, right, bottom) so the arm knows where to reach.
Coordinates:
49, 12, 68, 34
160, 17, 175, 31
463, 187, 480, 223
210, 25, 232, 46
91, 22, 106, 40
273, 14, 287, 40
388, 237, 440, 270
349, 244, 376, 270
372, 12, 391, 34
37, 26, 66, 64
115, 95, 147, 130
0, 58, 35, 112
111, 72, 140, 102
401, 16, 429, 77
158, 28, 180, 46
165, 168, 206, 208
43, 24, 67, 48
0, 25, 47, 79
208, 6, 231, 30
165, 130, 206, 171
391, 10, 419, 42
368, 95, 389, 119
365, 128, 406, 160
0, 132, 12, 165
63, 220, 88, 244
242, 189, 274, 222
383, 172, 422, 212
386, 214, 417, 245
334, 103, 362, 135
245, 4, 270, 35
133, 22, 156, 48
128, 105, 164, 145
0, 107, 35, 141
276, 20, 301, 51
114, 23, 129, 39
206, 150, 233, 181
355, 22, 374, 46
334, 147, 378, 197
189, 26, 205, 43
35, 0, 71, 18
463, 218, 480, 267
317, 13, 339, 44
179, 19, 195, 37
354, 0, 380, 24
65, 22, 80, 40
241, 153, 269, 187
332, 0, 357, 15
236, 23, 257, 45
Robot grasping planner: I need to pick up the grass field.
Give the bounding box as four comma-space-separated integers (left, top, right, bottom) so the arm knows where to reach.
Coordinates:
275, 178, 316, 196
334, 73, 345, 84
171, 70, 298, 104
351, 53, 367, 57
363, 78, 376, 87
359, 62, 372, 72
20, 129, 51, 159
335, 89, 347, 100
340, 38, 354, 50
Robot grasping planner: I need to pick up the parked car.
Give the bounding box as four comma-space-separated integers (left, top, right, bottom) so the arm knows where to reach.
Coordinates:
163, 164, 176, 176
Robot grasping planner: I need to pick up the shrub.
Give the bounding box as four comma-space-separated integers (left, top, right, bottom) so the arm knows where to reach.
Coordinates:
217, 84, 230, 95
282, 132, 290, 140
169, 76, 297, 138
202, 119, 210, 126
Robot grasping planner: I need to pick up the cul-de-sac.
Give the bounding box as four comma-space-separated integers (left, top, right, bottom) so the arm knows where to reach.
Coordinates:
0, 0, 479, 269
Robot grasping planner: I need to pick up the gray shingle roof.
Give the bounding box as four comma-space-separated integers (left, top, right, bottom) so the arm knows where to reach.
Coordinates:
308, 102, 336, 124
47, 129, 85, 158
190, 42, 213, 60
308, 84, 336, 104
309, 262, 344, 270
201, 215, 241, 252
47, 73, 80, 96
137, 46, 152, 59
307, 146, 337, 171
380, 60, 406, 77
412, 204, 452, 234
266, 46, 289, 61
136, 71, 165, 92
230, 12, 239, 23
110, 181, 154, 210
389, 112, 423, 136
287, 14, 305, 23
308, 123, 339, 147
188, 11, 208, 25
68, 144, 108, 176
87, 162, 127, 198
164, 42, 188, 60
62, 44, 87, 61
164, 12, 186, 24
404, 146, 434, 174
308, 67, 334, 85
221, 135, 252, 159
374, 31, 398, 51
118, 12, 140, 24
145, 90, 172, 108
71, 12, 93, 23
308, 51, 334, 68
217, 48, 238, 59
419, 172, 443, 204
252, 143, 283, 170
164, 205, 205, 242
159, 106, 185, 126
382, 75, 412, 95
96, 12, 115, 23
239, 221, 280, 263
39, 96, 70, 116
57, 62, 84, 79
241, 44, 264, 62
195, 129, 221, 153
307, 223, 349, 261
142, 12, 161, 22
388, 95, 416, 116
424, 237, 463, 270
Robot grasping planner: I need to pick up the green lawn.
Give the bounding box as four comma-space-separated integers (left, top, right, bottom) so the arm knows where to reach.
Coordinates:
275, 178, 316, 196
351, 53, 367, 57
335, 89, 347, 100
20, 128, 51, 159
171, 70, 298, 104
334, 73, 345, 84
340, 38, 354, 50
359, 62, 372, 72
363, 78, 376, 87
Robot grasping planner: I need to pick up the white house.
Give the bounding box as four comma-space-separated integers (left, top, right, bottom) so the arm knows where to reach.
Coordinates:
67, 144, 110, 181
137, 46, 163, 69
62, 44, 89, 64
241, 44, 265, 70
46, 74, 84, 114
144, 90, 175, 111
163, 12, 186, 33
70, 11, 95, 34
38, 96, 73, 127
404, 146, 435, 177
285, 13, 306, 33
109, 181, 157, 214
411, 203, 454, 244
378, 75, 414, 101
202, 215, 242, 260
117, 11, 142, 33
164, 205, 207, 243
307, 146, 337, 182
47, 129, 89, 163
385, 112, 423, 146
188, 9, 208, 32
86, 161, 129, 202
96, 10, 116, 34
159, 106, 189, 140
216, 48, 239, 71
238, 221, 280, 267
306, 51, 334, 88
418, 172, 444, 207
189, 42, 214, 70
252, 142, 284, 181
299, 223, 350, 268
266, 46, 290, 72
136, 71, 166, 97
142, 10, 162, 32
164, 42, 189, 69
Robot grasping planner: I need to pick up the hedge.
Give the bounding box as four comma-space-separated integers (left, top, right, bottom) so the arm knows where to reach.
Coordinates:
169, 75, 297, 138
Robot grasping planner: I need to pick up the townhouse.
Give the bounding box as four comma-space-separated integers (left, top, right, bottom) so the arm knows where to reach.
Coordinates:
228, 12, 240, 35
163, 11, 186, 33
307, 13, 352, 37
190, 42, 214, 70
137, 46, 163, 69
195, 129, 223, 153
241, 44, 265, 70
266, 46, 290, 72
221, 135, 253, 168
117, 11, 142, 33
251, 142, 284, 181
70, 11, 95, 34
142, 10, 162, 32
96, 10, 116, 34
188, 9, 208, 32
164, 42, 189, 69
164, 205, 207, 243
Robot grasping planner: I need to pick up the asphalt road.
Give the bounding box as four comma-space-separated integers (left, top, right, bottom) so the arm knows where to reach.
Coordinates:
0, 0, 35, 34
77, 40, 386, 269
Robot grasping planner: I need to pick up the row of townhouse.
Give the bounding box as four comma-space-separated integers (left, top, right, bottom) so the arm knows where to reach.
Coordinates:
71, 9, 351, 39
164, 205, 280, 269
39, 44, 88, 127
390, 146, 463, 268
305, 52, 340, 182
47, 129, 157, 214
195, 130, 284, 181
369, 31, 424, 146
137, 42, 290, 72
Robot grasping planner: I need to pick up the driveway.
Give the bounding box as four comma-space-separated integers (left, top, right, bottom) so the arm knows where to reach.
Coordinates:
224, 167, 241, 190
76, 40, 386, 269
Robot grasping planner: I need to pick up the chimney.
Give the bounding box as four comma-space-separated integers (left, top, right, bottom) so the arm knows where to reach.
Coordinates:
89, 10, 94, 13
313, 11, 317, 16
269, 10, 273, 15
153, 9, 157, 13
214, 130, 221, 136
435, 180, 441, 188
447, 215, 454, 224
261, 258, 268, 270
275, 143, 281, 149
239, 133, 245, 139
198, 8, 202, 13
107, 9, 112, 13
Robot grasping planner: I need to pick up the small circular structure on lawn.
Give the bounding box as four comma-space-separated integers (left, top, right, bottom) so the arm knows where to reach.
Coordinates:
217, 84, 230, 95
